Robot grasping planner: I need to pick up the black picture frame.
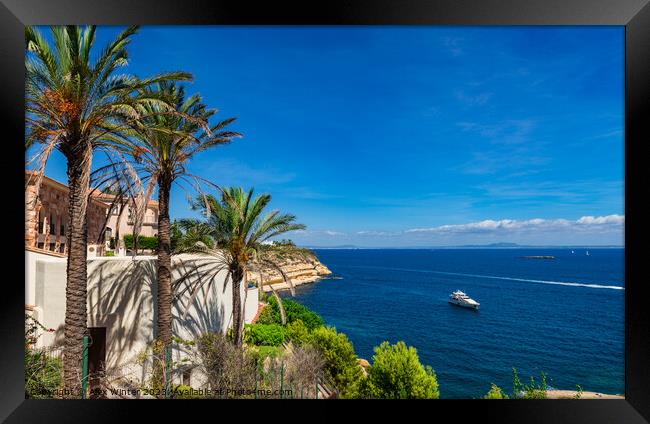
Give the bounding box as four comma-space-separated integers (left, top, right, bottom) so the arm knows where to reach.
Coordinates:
1, 0, 648, 422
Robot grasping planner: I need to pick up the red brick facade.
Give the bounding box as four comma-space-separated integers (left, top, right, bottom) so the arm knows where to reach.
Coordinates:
25, 172, 109, 256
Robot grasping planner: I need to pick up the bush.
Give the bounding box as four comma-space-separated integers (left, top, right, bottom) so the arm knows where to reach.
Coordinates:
244, 324, 285, 347
511, 368, 548, 399
285, 320, 310, 345
483, 383, 508, 399
306, 326, 364, 398
123, 234, 158, 251
284, 345, 326, 398
362, 341, 439, 399
195, 332, 257, 398
104, 251, 115, 257
25, 349, 62, 398
257, 345, 282, 360
255, 304, 276, 325
257, 297, 323, 330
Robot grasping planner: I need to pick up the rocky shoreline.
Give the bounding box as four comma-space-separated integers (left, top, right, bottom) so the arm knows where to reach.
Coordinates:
545, 390, 623, 399
250, 254, 333, 292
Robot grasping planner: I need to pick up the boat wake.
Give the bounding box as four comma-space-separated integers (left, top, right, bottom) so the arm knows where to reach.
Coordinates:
350, 265, 624, 290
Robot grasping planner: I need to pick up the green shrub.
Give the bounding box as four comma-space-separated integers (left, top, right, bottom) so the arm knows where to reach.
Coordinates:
511, 368, 548, 399
362, 341, 439, 399
123, 234, 158, 251
248, 345, 283, 364
258, 297, 323, 330
574, 384, 583, 399
306, 326, 364, 398
105, 251, 115, 257
483, 383, 508, 399
255, 304, 276, 325
25, 349, 62, 398
244, 324, 285, 347
285, 320, 310, 345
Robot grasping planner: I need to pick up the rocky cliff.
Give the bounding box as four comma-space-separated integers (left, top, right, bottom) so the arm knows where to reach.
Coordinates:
249, 253, 332, 292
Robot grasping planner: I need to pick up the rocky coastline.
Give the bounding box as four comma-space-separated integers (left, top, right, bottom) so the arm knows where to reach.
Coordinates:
250, 254, 333, 292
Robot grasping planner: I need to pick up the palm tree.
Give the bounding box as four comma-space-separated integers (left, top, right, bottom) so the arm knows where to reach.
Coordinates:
171, 219, 215, 253
25, 25, 191, 398
107, 82, 240, 359
186, 187, 306, 346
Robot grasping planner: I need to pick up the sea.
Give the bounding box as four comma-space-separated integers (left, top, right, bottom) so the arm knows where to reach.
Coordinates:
284, 248, 625, 399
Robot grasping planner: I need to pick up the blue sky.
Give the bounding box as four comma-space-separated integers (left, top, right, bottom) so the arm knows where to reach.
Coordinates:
30, 26, 625, 247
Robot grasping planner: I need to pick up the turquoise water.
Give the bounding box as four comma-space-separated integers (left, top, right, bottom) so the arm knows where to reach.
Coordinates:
286, 248, 625, 398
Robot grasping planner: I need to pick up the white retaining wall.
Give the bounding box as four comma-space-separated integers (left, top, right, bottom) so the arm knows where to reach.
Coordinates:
26, 252, 259, 387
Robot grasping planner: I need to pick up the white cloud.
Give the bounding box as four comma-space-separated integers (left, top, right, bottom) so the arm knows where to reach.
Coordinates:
357, 230, 400, 236
324, 230, 346, 236
406, 215, 624, 234
576, 215, 625, 225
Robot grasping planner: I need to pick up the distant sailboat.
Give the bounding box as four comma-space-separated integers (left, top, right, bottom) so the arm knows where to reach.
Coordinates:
586, 251, 590, 256
571, 250, 575, 254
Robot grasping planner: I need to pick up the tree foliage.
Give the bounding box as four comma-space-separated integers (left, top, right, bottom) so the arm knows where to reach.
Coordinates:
306, 326, 364, 398
483, 383, 509, 399
256, 297, 324, 330
362, 341, 439, 399
123, 233, 158, 251
243, 324, 285, 347
511, 367, 548, 399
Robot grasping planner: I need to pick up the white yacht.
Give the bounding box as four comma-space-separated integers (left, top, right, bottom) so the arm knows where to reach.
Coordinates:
448, 290, 480, 310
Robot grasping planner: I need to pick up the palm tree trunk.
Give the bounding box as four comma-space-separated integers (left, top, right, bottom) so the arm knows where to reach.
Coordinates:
231, 263, 244, 347
63, 142, 92, 399
156, 176, 173, 347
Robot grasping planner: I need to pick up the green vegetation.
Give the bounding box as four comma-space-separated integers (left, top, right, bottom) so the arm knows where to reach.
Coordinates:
272, 239, 295, 247
25, 315, 62, 398
483, 383, 509, 399
123, 234, 158, 251
185, 188, 306, 346
25, 349, 63, 399
170, 219, 215, 253
361, 341, 439, 399
511, 367, 548, 399
285, 319, 310, 345
575, 384, 583, 399
244, 324, 285, 347
306, 326, 364, 398
257, 296, 324, 330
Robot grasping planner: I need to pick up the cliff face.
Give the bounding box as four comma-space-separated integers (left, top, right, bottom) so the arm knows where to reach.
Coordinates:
250, 254, 332, 292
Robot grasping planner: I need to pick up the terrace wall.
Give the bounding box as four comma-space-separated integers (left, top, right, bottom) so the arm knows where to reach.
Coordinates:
28, 253, 259, 388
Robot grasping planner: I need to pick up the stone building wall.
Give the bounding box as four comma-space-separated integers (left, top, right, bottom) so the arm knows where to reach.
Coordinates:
25, 172, 109, 256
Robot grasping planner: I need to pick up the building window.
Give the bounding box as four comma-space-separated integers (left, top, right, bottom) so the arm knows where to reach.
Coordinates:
60, 218, 66, 236
37, 242, 44, 249
38, 210, 44, 233
49, 242, 56, 251
49, 214, 56, 234
59, 244, 65, 254
182, 369, 192, 386
105, 227, 112, 242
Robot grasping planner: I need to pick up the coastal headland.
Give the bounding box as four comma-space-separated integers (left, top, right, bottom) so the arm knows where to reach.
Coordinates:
250, 254, 332, 292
